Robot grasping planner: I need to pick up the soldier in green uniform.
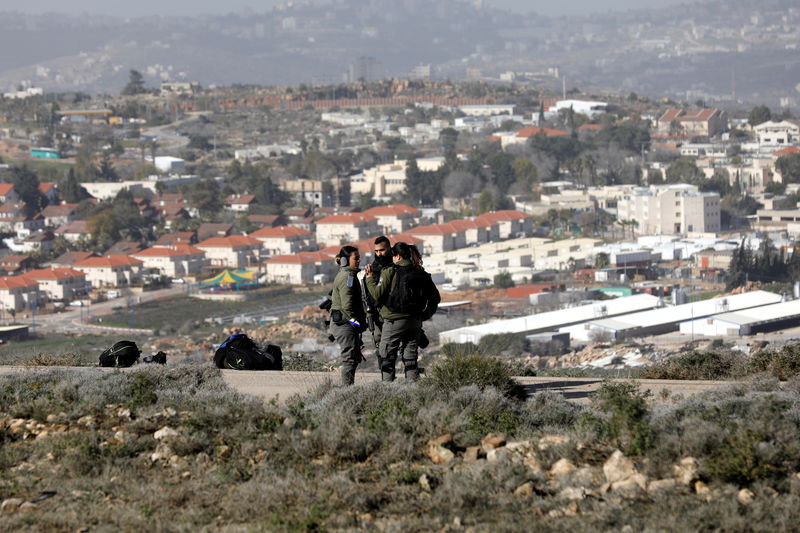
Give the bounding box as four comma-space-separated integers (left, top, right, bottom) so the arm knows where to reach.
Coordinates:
330, 245, 367, 386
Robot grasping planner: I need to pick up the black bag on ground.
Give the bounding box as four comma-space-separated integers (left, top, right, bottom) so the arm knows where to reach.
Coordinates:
213, 333, 283, 371
99, 340, 141, 367
385, 265, 441, 320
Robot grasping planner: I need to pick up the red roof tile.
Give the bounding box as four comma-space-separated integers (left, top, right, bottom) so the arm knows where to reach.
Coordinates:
74, 255, 144, 268
249, 226, 311, 238
197, 235, 261, 248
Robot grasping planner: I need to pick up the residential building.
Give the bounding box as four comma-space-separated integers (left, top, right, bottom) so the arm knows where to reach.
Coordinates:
41, 204, 78, 228
20, 267, 89, 301
351, 158, 445, 200
263, 251, 337, 285
0, 275, 41, 313
617, 184, 721, 235
655, 108, 728, 138
196, 235, 263, 269
363, 204, 421, 234
475, 210, 535, 239
38, 183, 60, 205
249, 226, 313, 256
73, 255, 144, 288
499, 126, 571, 149
225, 194, 256, 212
754, 120, 800, 146
54, 220, 89, 243
315, 213, 380, 247
132, 244, 207, 278
0, 184, 19, 203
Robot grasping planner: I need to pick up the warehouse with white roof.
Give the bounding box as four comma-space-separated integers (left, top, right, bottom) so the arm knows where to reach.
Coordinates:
438, 294, 662, 345
679, 298, 800, 337
561, 290, 783, 342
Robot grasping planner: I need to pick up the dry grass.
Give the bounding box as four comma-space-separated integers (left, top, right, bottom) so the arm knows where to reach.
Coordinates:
2, 361, 800, 531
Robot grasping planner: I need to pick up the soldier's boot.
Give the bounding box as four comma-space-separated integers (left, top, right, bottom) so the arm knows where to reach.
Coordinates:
380, 358, 396, 382
402, 358, 419, 382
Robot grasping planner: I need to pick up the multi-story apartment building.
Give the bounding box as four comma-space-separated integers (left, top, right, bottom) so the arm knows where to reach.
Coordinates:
617, 184, 720, 235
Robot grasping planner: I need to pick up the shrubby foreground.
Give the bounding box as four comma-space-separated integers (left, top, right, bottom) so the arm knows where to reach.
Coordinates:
2, 357, 800, 531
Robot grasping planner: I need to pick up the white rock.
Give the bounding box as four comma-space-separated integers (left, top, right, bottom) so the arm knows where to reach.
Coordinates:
154, 426, 180, 441
549, 458, 576, 478
603, 449, 637, 484
648, 478, 678, 494
558, 486, 586, 500
673, 457, 699, 485
737, 488, 755, 505
1, 498, 23, 514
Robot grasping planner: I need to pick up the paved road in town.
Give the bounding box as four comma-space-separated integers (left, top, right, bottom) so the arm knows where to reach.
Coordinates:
0, 366, 742, 405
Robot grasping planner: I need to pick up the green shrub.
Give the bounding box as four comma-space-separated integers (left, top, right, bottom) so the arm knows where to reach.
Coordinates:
704, 428, 778, 485
126, 372, 158, 412
638, 350, 735, 380
582, 382, 654, 456
424, 354, 525, 399
747, 345, 800, 380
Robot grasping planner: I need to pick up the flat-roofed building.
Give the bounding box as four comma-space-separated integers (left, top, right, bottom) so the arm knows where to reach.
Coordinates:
617, 184, 720, 235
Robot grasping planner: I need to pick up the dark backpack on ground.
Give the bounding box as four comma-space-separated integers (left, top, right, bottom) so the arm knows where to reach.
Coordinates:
99, 340, 141, 367
385, 265, 441, 320
213, 333, 283, 371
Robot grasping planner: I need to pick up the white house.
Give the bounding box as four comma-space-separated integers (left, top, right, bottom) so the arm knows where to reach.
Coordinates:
249, 226, 314, 256
132, 244, 208, 278
196, 235, 263, 269
73, 255, 144, 288
315, 213, 380, 247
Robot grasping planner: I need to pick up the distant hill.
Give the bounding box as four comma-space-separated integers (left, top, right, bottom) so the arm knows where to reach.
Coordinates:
0, 0, 797, 107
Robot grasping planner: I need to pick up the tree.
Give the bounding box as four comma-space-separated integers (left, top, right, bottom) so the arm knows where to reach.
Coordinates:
493, 271, 515, 289
122, 69, 147, 96
98, 152, 119, 181
748, 105, 772, 127
668, 119, 684, 136
74, 138, 100, 182
12, 166, 47, 215
512, 158, 537, 189
776, 153, 800, 183
59, 168, 90, 203
477, 189, 496, 214
486, 152, 516, 194
665, 157, 703, 183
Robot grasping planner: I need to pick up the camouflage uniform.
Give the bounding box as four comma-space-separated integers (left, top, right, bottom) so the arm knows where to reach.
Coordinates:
331, 265, 367, 386
365, 259, 422, 382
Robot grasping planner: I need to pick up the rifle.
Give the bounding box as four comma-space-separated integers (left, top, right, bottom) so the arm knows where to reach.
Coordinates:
361, 277, 377, 333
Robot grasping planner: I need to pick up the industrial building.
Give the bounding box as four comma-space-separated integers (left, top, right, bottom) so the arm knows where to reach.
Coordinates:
560, 290, 783, 342
679, 298, 800, 337
438, 293, 662, 345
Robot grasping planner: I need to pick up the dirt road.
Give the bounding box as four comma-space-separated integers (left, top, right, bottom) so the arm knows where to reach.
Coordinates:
0, 366, 741, 405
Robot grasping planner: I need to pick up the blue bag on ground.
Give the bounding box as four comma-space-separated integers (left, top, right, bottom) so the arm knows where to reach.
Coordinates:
213, 333, 283, 370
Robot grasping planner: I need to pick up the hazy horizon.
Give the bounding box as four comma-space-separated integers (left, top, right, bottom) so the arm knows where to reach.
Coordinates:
5, 0, 710, 18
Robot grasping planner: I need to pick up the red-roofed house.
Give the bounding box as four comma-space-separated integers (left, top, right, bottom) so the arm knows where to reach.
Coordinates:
51, 251, 95, 268
448, 217, 500, 244
132, 244, 207, 278
773, 147, 800, 157
225, 194, 257, 212
500, 126, 570, 149
41, 203, 78, 228
363, 204, 421, 233
73, 255, 144, 288
54, 220, 89, 243
38, 182, 60, 205
0, 184, 19, 203
20, 267, 89, 301
0, 275, 41, 313
0, 254, 36, 274
405, 222, 467, 254
263, 251, 337, 285
315, 213, 380, 247
475, 210, 534, 239
153, 232, 196, 247
196, 235, 262, 269
656, 108, 728, 138
249, 226, 314, 256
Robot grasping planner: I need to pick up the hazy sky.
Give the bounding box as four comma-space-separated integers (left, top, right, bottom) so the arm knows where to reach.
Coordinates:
9, 0, 705, 18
